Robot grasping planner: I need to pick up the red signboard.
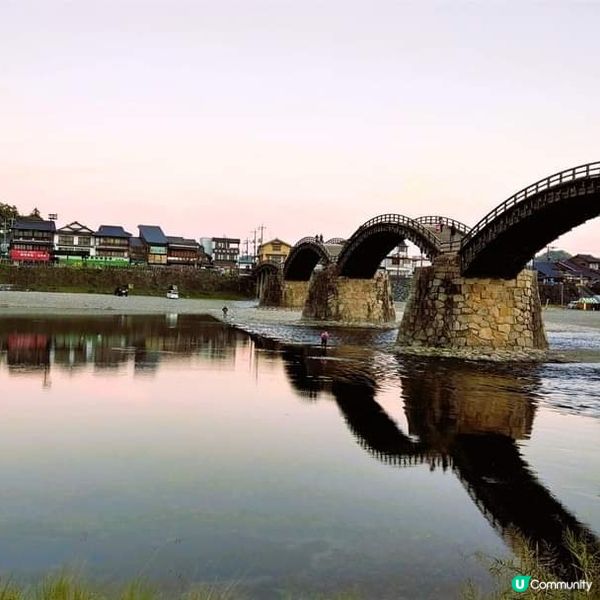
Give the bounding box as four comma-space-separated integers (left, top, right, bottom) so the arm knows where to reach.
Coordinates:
10, 249, 50, 261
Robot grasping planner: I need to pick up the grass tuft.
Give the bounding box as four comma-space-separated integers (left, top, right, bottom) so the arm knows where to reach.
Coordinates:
462, 529, 600, 599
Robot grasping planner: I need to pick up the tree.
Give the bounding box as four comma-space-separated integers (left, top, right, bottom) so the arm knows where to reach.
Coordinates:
536, 248, 571, 262
0, 202, 19, 223
29, 207, 42, 219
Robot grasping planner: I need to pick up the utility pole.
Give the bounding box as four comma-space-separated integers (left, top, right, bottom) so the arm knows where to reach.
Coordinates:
258, 224, 265, 247
251, 229, 257, 263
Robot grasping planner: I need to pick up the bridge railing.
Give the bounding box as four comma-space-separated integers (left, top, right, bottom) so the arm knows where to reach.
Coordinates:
351, 214, 441, 249
325, 237, 346, 245
416, 215, 471, 235
440, 240, 462, 252
461, 161, 600, 248
293, 236, 320, 246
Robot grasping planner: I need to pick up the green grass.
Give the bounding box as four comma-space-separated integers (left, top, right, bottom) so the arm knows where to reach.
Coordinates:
7, 531, 597, 600
0, 575, 366, 600
462, 529, 600, 599
0, 574, 244, 600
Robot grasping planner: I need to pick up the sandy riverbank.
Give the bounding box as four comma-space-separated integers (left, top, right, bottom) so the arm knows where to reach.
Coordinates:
0, 290, 254, 316
2, 290, 599, 334
0, 290, 401, 328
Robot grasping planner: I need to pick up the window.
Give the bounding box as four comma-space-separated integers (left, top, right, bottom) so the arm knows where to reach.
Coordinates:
58, 235, 75, 246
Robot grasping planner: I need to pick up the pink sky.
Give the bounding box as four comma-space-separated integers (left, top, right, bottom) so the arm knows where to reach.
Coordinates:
1, 1, 598, 253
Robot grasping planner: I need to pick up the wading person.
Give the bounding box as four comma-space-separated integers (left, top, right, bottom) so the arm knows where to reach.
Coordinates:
320, 330, 330, 348
222, 306, 228, 319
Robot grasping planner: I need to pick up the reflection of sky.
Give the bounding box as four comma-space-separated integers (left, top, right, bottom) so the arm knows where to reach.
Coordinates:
0, 352, 505, 596
519, 409, 600, 541
0, 316, 598, 597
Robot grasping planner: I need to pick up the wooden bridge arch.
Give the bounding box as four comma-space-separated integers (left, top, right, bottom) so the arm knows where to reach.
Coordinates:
283, 237, 333, 281
460, 162, 600, 278
336, 214, 442, 278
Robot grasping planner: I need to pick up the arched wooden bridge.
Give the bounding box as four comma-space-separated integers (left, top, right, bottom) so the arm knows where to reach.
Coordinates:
268, 161, 600, 283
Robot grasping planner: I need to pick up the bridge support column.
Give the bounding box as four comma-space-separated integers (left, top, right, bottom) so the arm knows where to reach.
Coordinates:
398, 254, 548, 353
282, 280, 311, 309
258, 273, 282, 306
303, 266, 396, 323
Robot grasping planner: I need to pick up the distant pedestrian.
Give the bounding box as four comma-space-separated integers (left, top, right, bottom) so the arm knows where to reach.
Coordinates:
222, 306, 228, 318
320, 330, 330, 348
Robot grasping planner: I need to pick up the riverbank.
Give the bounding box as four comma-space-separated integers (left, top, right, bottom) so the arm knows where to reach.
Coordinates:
0, 290, 255, 316
2, 291, 600, 360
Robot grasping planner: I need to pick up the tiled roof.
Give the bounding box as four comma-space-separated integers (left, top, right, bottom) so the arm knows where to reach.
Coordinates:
572, 253, 600, 262
534, 261, 562, 278
559, 259, 600, 281
138, 225, 168, 245
13, 218, 56, 232
95, 225, 131, 238
167, 236, 199, 246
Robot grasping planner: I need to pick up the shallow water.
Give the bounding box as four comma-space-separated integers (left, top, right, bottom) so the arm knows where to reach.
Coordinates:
0, 313, 598, 599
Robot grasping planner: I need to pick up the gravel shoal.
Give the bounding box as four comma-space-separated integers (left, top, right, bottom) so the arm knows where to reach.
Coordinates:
2, 291, 600, 338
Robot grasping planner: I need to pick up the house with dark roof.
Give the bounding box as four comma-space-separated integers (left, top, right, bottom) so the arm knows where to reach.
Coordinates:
166, 236, 201, 267
129, 237, 146, 265
138, 225, 168, 266
533, 260, 565, 284
54, 221, 95, 263
559, 258, 600, 284
568, 254, 600, 272
93, 225, 131, 265
9, 217, 56, 263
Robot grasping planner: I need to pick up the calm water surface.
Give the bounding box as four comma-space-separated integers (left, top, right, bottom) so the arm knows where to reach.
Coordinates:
0, 314, 598, 599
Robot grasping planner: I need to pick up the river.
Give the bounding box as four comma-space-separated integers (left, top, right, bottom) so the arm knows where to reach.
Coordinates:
0, 308, 598, 598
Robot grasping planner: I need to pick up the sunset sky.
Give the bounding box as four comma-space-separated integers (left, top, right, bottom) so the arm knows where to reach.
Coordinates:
1, 1, 598, 253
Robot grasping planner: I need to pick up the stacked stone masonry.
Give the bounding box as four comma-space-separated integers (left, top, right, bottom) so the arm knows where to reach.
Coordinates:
303, 266, 396, 323
398, 253, 548, 350
282, 281, 311, 309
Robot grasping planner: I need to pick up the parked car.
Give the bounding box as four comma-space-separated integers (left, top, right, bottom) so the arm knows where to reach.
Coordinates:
166, 285, 179, 299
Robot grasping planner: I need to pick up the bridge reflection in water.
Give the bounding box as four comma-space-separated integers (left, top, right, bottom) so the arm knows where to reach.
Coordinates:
279, 343, 599, 580
1, 316, 597, 584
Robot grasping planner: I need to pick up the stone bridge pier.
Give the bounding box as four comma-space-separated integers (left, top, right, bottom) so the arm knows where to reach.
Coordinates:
256, 270, 282, 306
281, 280, 311, 309
303, 266, 396, 323
398, 253, 548, 351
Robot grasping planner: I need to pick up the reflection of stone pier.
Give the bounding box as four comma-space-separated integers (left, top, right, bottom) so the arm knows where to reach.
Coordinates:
279, 345, 600, 580
398, 253, 548, 351
302, 266, 396, 323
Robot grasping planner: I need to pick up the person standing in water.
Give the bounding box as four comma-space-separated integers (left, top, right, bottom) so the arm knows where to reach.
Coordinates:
222, 306, 228, 318
320, 330, 330, 348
